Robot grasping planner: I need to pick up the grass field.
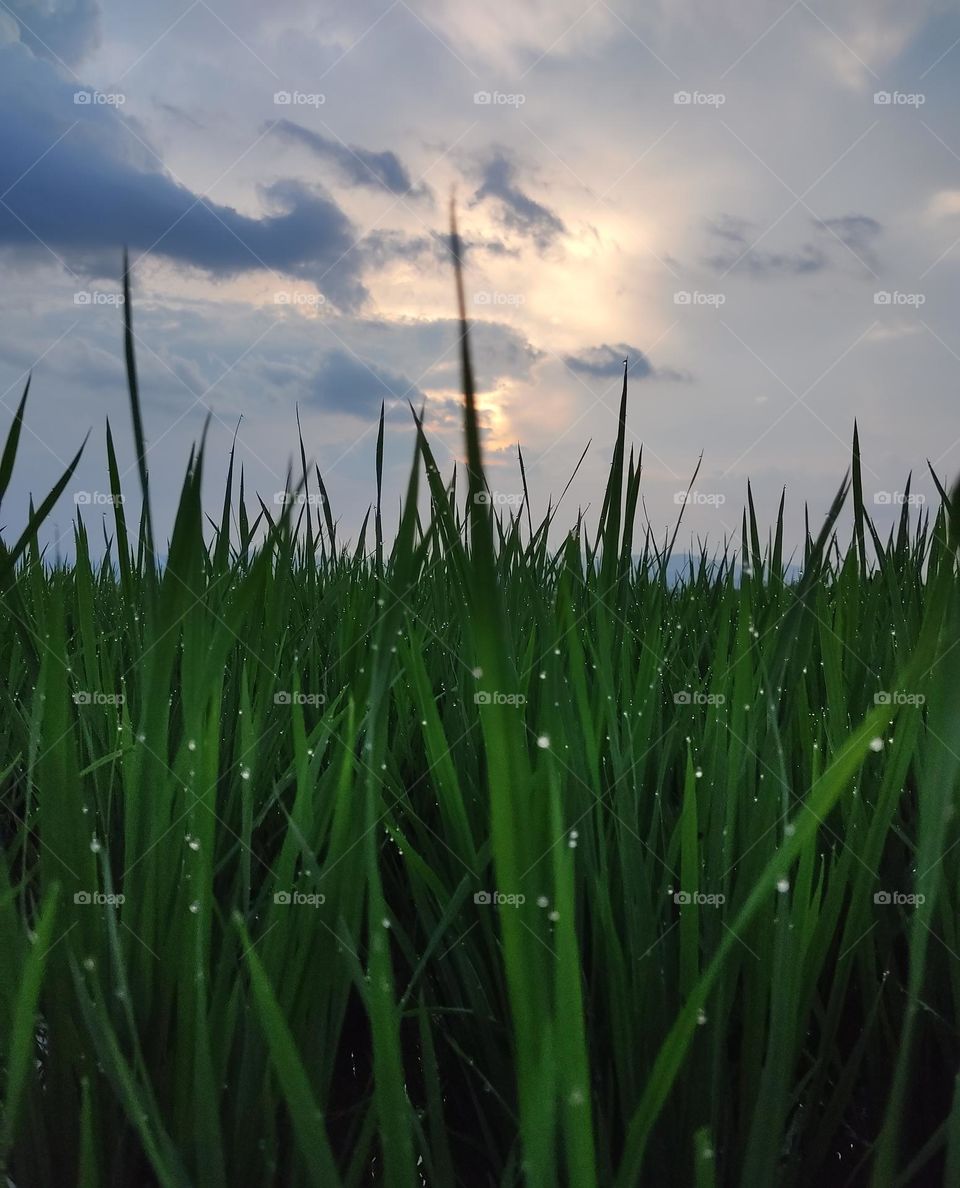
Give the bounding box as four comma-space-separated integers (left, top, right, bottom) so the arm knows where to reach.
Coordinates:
1, 236, 959, 1187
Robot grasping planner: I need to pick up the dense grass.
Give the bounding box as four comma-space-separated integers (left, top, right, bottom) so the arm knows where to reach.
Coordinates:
1, 235, 959, 1186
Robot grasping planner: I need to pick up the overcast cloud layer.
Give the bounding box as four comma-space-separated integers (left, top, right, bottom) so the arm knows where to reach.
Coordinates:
1, 0, 959, 551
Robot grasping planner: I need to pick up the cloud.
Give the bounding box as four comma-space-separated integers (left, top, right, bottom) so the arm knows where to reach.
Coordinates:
414, 0, 615, 71
348, 317, 542, 393
267, 118, 429, 198
0, 44, 367, 308
817, 214, 882, 270
928, 190, 960, 220
16, 286, 543, 432
242, 313, 543, 419
155, 101, 206, 130
703, 213, 881, 277
2, 0, 100, 65
470, 151, 565, 250
363, 230, 448, 268
807, 1, 926, 89
309, 348, 425, 417
704, 216, 826, 276
363, 229, 517, 269
563, 343, 679, 381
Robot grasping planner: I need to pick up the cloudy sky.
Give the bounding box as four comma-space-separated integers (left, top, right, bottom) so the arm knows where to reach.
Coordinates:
1, 0, 959, 555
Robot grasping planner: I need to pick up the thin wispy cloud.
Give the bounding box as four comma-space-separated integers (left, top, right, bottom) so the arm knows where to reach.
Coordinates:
470, 151, 565, 250
267, 118, 431, 198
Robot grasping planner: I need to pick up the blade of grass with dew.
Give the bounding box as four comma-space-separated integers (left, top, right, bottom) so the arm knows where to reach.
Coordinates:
0, 883, 58, 1170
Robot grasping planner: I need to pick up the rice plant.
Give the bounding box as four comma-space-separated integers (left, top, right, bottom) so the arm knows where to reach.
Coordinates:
0, 229, 958, 1186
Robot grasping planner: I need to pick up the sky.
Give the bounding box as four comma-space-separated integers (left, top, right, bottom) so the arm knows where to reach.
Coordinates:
1, 0, 959, 557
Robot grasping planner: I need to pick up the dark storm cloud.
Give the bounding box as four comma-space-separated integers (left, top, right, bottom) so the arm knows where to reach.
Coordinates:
4, 0, 100, 65
310, 349, 425, 416
470, 151, 565, 250
268, 119, 429, 198
0, 45, 367, 309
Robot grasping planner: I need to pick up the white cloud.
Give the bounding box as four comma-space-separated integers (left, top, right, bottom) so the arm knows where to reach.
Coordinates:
418, 0, 616, 71
928, 190, 960, 220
